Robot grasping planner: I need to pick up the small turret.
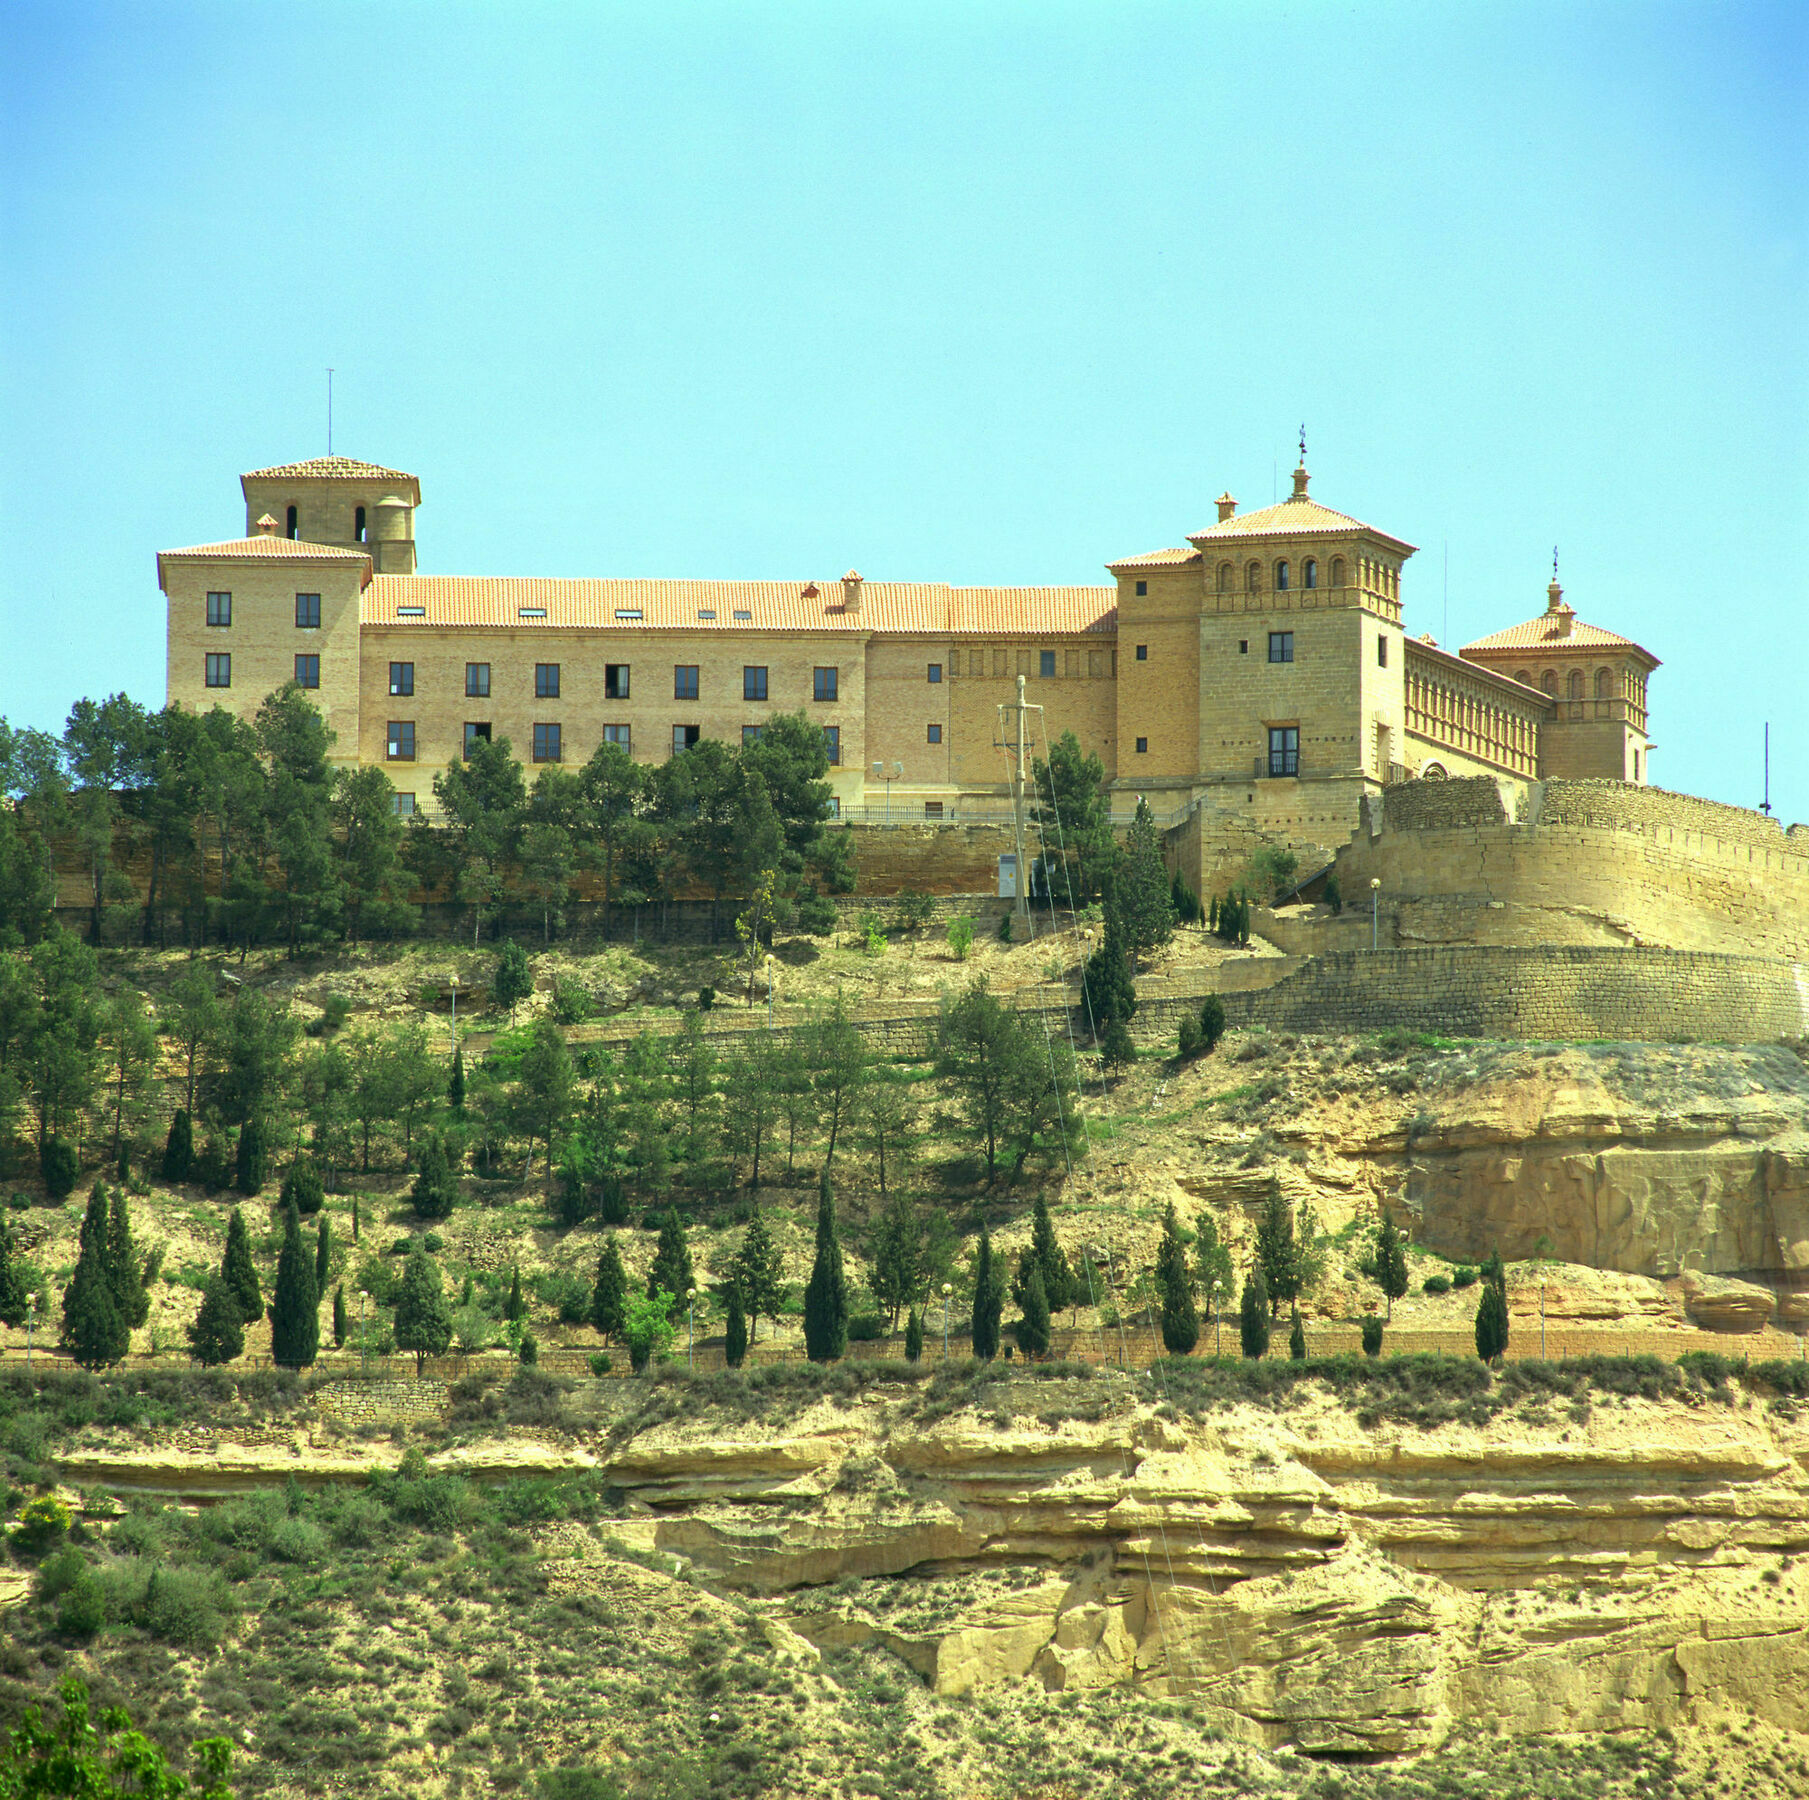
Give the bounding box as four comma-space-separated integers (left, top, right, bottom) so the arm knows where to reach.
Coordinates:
1216, 492, 1237, 523
372, 495, 415, 574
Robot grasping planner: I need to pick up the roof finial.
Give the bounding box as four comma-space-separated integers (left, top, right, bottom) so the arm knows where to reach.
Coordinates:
1291, 424, 1311, 500
1553, 544, 1559, 582
1546, 545, 1567, 613
1299, 423, 1308, 463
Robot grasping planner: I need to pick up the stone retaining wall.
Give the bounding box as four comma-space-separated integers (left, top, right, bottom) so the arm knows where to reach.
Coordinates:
313, 1377, 448, 1425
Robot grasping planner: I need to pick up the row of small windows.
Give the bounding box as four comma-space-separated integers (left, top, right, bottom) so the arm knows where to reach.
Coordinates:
206, 591, 321, 628
278, 506, 369, 542
1125, 724, 1299, 774
1208, 556, 1400, 597
376, 663, 857, 703
386, 721, 852, 766
1514, 667, 1630, 702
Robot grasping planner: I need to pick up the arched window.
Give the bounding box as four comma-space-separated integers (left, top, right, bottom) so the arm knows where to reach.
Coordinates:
1514, 670, 1533, 688
286, 504, 298, 539
1568, 671, 1584, 701
1276, 559, 1290, 591
1594, 668, 1612, 699
1217, 562, 1232, 594
1330, 556, 1345, 586
1303, 558, 1317, 589
1540, 672, 1558, 697
355, 506, 367, 543
1245, 561, 1261, 593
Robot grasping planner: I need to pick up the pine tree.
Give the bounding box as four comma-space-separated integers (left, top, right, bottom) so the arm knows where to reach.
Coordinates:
448, 1042, 466, 1111
1082, 906, 1137, 1027
868, 1188, 922, 1330
494, 940, 533, 1016
333, 1283, 347, 1348
971, 1227, 1004, 1361
315, 1213, 332, 1290
270, 1198, 320, 1368
63, 1188, 129, 1370
1475, 1249, 1509, 1364
188, 1274, 244, 1365
1117, 798, 1177, 959
394, 1245, 453, 1373
1239, 1265, 1271, 1360
236, 1113, 268, 1195
0, 1221, 28, 1327
591, 1236, 628, 1343
1198, 993, 1226, 1054
1256, 1189, 1299, 1318
1289, 1309, 1307, 1362
106, 1185, 150, 1330
904, 1307, 924, 1363
1013, 1260, 1051, 1358
724, 1283, 749, 1369
411, 1131, 457, 1221
802, 1171, 847, 1363
504, 1265, 526, 1322
732, 1208, 785, 1342
1027, 1191, 1076, 1316
647, 1210, 695, 1319
162, 1108, 194, 1182
1100, 1016, 1136, 1070
1376, 1212, 1409, 1321
221, 1206, 263, 1324
1156, 1203, 1198, 1354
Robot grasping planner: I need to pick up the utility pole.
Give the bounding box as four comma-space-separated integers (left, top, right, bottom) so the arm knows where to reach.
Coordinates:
997, 674, 1037, 932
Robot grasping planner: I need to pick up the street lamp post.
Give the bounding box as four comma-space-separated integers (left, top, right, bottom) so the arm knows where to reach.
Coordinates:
448, 974, 459, 1054
358, 1291, 369, 1372
941, 1282, 952, 1359
687, 1287, 698, 1370
870, 759, 903, 824
26, 1294, 36, 1371
1212, 1279, 1224, 1358
1369, 877, 1381, 951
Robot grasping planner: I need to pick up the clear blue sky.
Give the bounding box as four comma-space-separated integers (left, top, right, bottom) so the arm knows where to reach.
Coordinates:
2, 1, 1803, 819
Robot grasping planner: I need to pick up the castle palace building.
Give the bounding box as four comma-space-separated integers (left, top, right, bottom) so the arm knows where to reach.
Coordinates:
159, 455, 1658, 839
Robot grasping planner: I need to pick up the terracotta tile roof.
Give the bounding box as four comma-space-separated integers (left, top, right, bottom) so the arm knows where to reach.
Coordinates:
1104, 546, 1203, 571
157, 537, 374, 591
1188, 495, 1416, 554
1462, 613, 1656, 660
241, 457, 418, 484
364, 576, 1117, 637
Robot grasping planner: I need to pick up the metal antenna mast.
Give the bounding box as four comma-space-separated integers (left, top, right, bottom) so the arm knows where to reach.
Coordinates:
996, 674, 1040, 930
1761, 722, 1772, 815
327, 368, 334, 455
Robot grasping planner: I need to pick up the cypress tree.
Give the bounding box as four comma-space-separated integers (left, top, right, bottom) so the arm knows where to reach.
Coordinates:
1082, 907, 1137, 1027
236, 1113, 268, 1195
504, 1265, 526, 1322
394, 1245, 453, 1373
352, 1194, 361, 1244
971, 1227, 1004, 1361
1475, 1249, 1509, 1364
647, 1211, 695, 1319
315, 1213, 332, 1290
63, 1189, 129, 1369
1013, 1261, 1051, 1358
411, 1131, 457, 1221
904, 1307, 924, 1363
591, 1237, 628, 1343
106, 1186, 150, 1330
1376, 1212, 1409, 1321
1100, 1016, 1136, 1070
448, 1043, 466, 1111
1029, 1192, 1076, 1316
279, 1159, 324, 1217
802, 1171, 848, 1364
1256, 1189, 1299, 1318
221, 1206, 263, 1324
1239, 1265, 1271, 1360
1156, 1203, 1198, 1355
1289, 1308, 1307, 1362
1208, 894, 1219, 934
1198, 993, 1226, 1054
188, 1274, 244, 1366
270, 1198, 320, 1368
0, 1221, 28, 1327
332, 1283, 347, 1348
494, 940, 533, 1016
162, 1108, 194, 1182
724, 1283, 749, 1368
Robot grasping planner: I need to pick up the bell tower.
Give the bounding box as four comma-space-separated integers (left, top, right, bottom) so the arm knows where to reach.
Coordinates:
239, 457, 421, 573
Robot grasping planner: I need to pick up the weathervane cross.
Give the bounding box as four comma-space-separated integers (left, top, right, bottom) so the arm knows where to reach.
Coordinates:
1299, 423, 1307, 463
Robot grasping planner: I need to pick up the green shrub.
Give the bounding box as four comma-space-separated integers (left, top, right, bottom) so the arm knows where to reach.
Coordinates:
552, 979, 594, 1024
1452, 1265, 1479, 1289
1361, 1317, 1384, 1357
279, 1159, 324, 1217
12, 1493, 71, 1550
40, 1136, 78, 1200
1422, 1273, 1452, 1294
34, 1544, 88, 1601
137, 1563, 232, 1650
1177, 1016, 1201, 1059
422, 1231, 443, 1254
846, 1313, 884, 1342
318, 991, 353, 1034
697, 986, 715, 1011
947, 917, 975, 961
588, 1353, 613, 1377
57, 1567, 108, 1637
1323, 873, 1343, 914
1198, 994, 1226, 1055
518, 1332, 538, 1365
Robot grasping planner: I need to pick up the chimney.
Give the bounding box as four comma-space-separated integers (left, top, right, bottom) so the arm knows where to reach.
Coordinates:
841, 568, 863, 614
254, 513, 278, 536
1291, 462, 1310, 500
1216, 492, 1237, 523
1546, 576, 1573, 636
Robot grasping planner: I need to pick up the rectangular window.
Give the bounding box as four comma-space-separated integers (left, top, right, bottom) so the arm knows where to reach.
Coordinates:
674, 665, 699, 700
605, 663, 630, 699
923, 801, 944, 819
1135, 644, 1148, 661
672, 723, 700, 755
389, 662, 414, 697
518, 606, 547, 619
1135, 580, 1148, 596
1239, 640, 1249, 654
741, 725, 763, 745
826, 795, 841, 818
822, 725, 840, 764
295, 593, 321, 629
387, 721, 415, 761
465, 662, 490, 698
1039, 650, 1056, 678
813, 666, 838, 702
732, 608, 751, 621
602, 724, 631, 751
535, 663, 561, 699
1267, 726, 1299, 777
397, 605, 426, 618
463, 722, 492, 758
615, 608, 642, 621
1268, 631, 1295, 664
927, 663, 942, 684
1135, 736, 1148, 754
532, 722, 562, 763
206, 591, 231, 627
743, 666, 768, 701
392, 792, 415, 817
927, 723, 942, 744
1377, 636, 1388, 668
294, 654, 320, 689
204, 652, 231, 688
